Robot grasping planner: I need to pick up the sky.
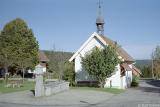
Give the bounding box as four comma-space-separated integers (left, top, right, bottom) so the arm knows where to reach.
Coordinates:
0, 0, 160, 59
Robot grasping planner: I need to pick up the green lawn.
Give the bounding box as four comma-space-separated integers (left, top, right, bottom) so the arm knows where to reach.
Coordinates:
0, 79, 124, 94
71, 87, 125, 94
0, 80, 35, 94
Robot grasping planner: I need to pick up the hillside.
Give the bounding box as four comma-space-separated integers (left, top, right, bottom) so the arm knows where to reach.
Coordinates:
43, 50, 152, 78
43, 50, 73, 62
43, 50, 152, 70
135, 59, 151, 68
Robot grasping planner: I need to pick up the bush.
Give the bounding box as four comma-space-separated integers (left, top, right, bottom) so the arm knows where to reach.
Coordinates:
131, 76, 139, 87
63, 62, 75, 86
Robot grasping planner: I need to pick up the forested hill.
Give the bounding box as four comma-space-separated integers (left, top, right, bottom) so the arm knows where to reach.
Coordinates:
135, 60, 152, 78
43, 50, 73, 62
43, 50, 152, 68
43, 50, 152, 73
135, 59, 151, 68
43, 51, 152, 78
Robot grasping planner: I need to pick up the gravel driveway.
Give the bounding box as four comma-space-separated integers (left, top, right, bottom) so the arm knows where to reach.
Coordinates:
0, 80, 160, 107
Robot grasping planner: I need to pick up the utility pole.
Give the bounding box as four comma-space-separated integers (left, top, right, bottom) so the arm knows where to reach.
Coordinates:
151, 51, 154, 79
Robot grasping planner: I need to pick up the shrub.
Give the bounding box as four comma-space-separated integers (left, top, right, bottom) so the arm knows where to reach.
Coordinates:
63, 62, 75, 86
131, 76, 139, 87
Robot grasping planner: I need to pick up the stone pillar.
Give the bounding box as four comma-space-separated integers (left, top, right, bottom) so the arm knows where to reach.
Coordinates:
35, 64, 44, 97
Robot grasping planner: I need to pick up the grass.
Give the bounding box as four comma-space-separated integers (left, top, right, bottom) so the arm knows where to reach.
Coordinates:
71, 86, 125, 94
0, 79, 124, 94
0, 80, 35, 94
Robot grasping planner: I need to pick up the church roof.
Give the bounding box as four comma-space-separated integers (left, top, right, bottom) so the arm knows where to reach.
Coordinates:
132, 65, 141, 75
69, 32, 134, 62
100, 35, 134, 62
121, 63, 132, 71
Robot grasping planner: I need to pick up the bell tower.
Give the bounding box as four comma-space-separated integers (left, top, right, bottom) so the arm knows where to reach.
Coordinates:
96, 0, 105, 35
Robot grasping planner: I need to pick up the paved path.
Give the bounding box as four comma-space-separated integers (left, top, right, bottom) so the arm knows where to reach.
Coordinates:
96, 80, 160, 107
0, 89, 114, 107
0, 80, 160, 107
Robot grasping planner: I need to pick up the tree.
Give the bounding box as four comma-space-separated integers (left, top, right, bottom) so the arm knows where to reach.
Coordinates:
0, 29, 16, 83
46, 44, 59, 78
0, 29, 16, 73
44, 49, 73, 79
58, 50, 65, 81
141, 66, 152, 78
0, 18, 39, 82
81, 45, 120, 88
63, 61, 75, 86
152, 45, 160, 79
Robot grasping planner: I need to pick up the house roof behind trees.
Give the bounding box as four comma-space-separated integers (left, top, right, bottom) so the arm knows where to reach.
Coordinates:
39, 51, 49, 62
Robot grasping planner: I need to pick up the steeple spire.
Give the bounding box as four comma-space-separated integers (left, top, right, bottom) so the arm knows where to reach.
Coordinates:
96, 0, 105, 35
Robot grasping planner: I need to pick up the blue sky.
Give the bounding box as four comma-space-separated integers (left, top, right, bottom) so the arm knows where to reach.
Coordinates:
0, 0, 160, 59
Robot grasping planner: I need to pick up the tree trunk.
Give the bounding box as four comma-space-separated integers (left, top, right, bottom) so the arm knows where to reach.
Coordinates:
99, 81, 104, 88
22, 68, 25, 83
58, 62, 63, 81
4, 66, 9, 85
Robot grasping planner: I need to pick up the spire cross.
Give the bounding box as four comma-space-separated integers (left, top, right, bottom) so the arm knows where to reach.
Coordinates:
98, 0, 102, 8
96, 0, 104, 35
97, 0, 103, 16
